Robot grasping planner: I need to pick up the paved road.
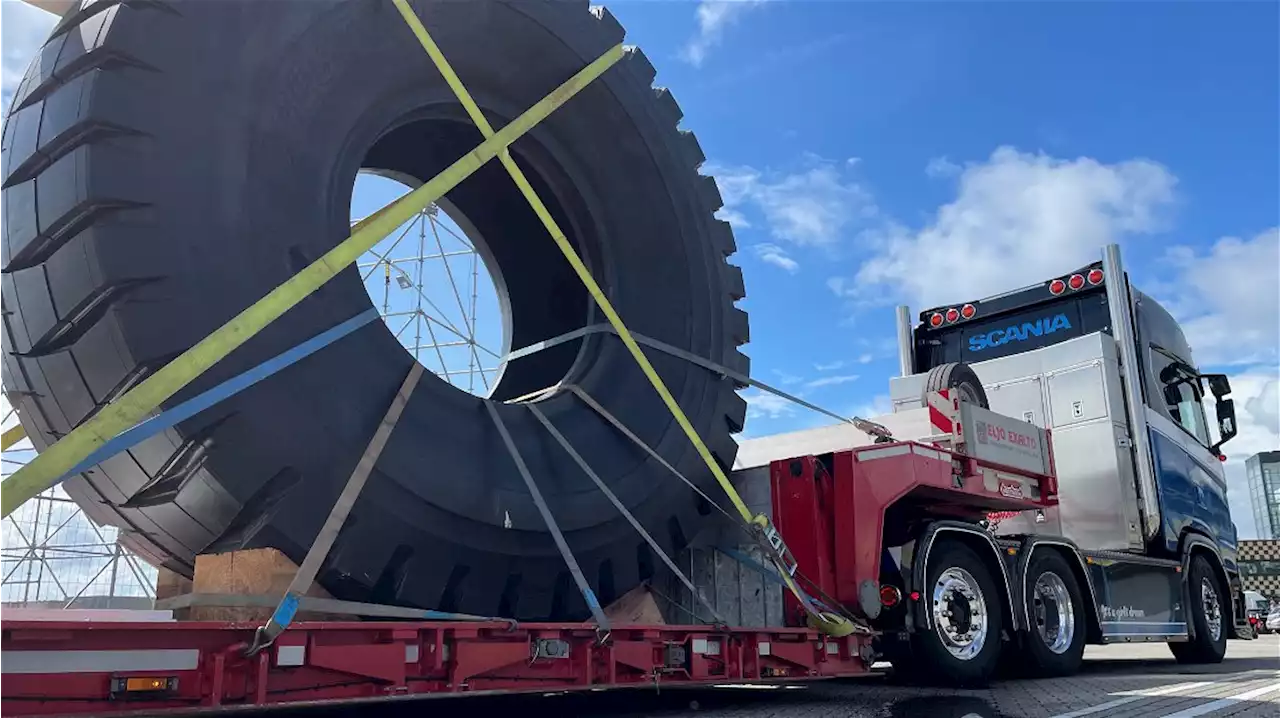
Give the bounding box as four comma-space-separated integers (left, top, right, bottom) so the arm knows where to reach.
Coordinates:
302, 636, 1278, 717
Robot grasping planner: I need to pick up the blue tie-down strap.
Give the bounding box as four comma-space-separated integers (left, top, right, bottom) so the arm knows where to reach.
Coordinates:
58, 309, 379, 489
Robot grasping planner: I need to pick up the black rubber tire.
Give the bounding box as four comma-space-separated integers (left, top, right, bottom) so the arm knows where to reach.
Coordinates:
910, 541, 1005, 686
0, 0, 748, 620
1021, 550, 1086, 677
922, 362, 989, 409
1169, 555, 1228, 664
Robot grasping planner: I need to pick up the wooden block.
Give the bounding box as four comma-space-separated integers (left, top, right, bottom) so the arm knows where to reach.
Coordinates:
185, 548, 337, 622
604, 583, 665, 625
154, 567, 193, 602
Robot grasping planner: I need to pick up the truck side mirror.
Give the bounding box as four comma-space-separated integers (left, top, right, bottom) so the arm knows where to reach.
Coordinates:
1202, 373, 1232, 399
1210, 397, 1238, 454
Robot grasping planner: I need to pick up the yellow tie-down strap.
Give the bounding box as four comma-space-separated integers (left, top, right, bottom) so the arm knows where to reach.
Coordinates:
0, 40, 626, 519
390, 0, 854, 638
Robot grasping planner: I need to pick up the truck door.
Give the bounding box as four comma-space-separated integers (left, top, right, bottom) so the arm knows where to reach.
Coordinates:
1142, 342, 1237, 567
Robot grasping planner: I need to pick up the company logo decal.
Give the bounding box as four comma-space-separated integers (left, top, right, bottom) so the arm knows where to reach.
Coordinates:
968, 313, 1072, 352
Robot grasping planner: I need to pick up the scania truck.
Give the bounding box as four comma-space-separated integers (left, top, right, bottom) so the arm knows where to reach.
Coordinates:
721, 243, 1251, 684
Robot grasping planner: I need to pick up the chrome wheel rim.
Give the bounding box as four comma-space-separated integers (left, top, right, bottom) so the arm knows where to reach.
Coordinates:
1032, 571, 1075, 654
932, 567, 988, 660
1201, 578, 1222, 642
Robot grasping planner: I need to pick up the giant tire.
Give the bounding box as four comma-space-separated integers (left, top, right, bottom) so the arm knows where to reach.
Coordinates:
0, 0, 748, 620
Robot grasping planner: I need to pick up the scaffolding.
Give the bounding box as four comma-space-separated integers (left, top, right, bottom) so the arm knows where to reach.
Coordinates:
1, 400, 157, 609
353, 174, 507, 397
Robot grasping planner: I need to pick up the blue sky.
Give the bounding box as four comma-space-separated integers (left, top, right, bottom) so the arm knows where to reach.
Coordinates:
2, 0, 1277, 535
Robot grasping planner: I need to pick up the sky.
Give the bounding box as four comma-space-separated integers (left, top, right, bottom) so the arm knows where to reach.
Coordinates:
1, 1, 1277, 537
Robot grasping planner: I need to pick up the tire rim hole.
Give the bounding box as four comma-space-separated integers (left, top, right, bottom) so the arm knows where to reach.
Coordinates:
351, 172, 507, 398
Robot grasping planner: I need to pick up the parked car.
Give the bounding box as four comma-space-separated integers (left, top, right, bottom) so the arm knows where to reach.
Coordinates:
1266, 606, 1280, 634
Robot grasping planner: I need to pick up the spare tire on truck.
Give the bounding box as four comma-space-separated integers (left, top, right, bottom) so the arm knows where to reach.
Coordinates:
0, 0, 748, 620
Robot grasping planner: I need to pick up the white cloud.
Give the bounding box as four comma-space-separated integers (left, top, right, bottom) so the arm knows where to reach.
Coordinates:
753, 243, 799, 273
848, 394, 892, 421
743, 390, 796, 420
716, 207, 752, 229
857, 353, 874, 364
844, 146, 1176, 308
680, 0, 763, 67
814, 360, 845, 371
772, 369, 803, 386
925, 156, 961, 178
1, 1, 56, 106
1160, 228, 1279, 368
806, 374, 859, 388
709, 160, 875, 247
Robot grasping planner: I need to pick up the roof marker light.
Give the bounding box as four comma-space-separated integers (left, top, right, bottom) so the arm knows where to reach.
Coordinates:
1068, 274, 1086, 290
945, 307, 960, 323
1087, 268, 1105, 285
960, 304, 976, 319
1049, 279, 1066, 295
929, 313, 944, 328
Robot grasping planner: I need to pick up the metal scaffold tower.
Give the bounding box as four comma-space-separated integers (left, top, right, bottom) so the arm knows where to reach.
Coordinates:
1, 399, 157, 609
353, 172, 507, 396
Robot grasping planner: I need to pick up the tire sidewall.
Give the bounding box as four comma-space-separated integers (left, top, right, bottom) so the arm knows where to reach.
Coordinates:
1186, 555, 1228, 661
913, 541, 1005, 685
1021, 551, 1086, 676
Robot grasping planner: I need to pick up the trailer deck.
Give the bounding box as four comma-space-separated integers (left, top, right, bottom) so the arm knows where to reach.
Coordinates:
1, 411, 1060, 716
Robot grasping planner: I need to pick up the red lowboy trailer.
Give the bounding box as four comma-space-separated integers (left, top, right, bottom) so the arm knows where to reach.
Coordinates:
1, 392, 1059, 715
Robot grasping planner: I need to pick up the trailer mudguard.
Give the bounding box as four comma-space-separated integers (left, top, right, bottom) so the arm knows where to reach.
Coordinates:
907, 521, 1017, 633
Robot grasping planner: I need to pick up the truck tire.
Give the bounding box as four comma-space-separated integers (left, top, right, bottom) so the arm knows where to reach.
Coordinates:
1021, 550, 1086, 676
1170, 555, 1228, 664
922, 362, 989, 410
0, 0, 747, 620
912, 540, 1005, 686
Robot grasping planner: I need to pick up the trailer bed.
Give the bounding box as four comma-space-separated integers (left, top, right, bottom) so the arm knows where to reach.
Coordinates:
2, 619, 872, 715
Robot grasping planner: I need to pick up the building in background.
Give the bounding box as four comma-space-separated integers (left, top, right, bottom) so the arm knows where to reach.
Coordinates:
1238, 539, 1280, 601
1246, 451, 1280, 540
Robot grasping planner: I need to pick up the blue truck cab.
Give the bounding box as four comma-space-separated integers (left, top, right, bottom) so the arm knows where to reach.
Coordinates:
889, 243, 1248, 658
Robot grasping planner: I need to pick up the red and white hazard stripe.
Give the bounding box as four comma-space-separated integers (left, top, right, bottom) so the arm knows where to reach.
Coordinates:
926, 390, 960, 437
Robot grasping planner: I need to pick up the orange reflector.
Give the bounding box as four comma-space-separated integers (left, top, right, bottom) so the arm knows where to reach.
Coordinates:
111, 676, 176, 695
125, 678, 169, 692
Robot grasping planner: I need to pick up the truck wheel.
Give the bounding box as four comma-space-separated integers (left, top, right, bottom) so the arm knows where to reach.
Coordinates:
922, 363, 989, 410
913, 541, 1005, 686
1169, 555, 1228, 664
1021, 550, 1086, 676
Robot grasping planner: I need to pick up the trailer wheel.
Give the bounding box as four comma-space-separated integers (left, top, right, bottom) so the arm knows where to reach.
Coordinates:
912, 540, 1005, 686
922, 363, 989, 410
1170, 555, 1228, 664
1021, 550, 1086, 676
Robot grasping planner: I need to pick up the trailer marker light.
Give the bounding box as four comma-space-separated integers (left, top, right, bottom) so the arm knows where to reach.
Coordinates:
908, 590, 921, 602
945, 307, 960, 323
960, 304, 976, 319
1068, 274, 1085, 290
929, 312, 944, 328
1048, 279, 1066, 295
879, 585, 902, 607
111, 676, 177, 696
1087, 268, 1104, 285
